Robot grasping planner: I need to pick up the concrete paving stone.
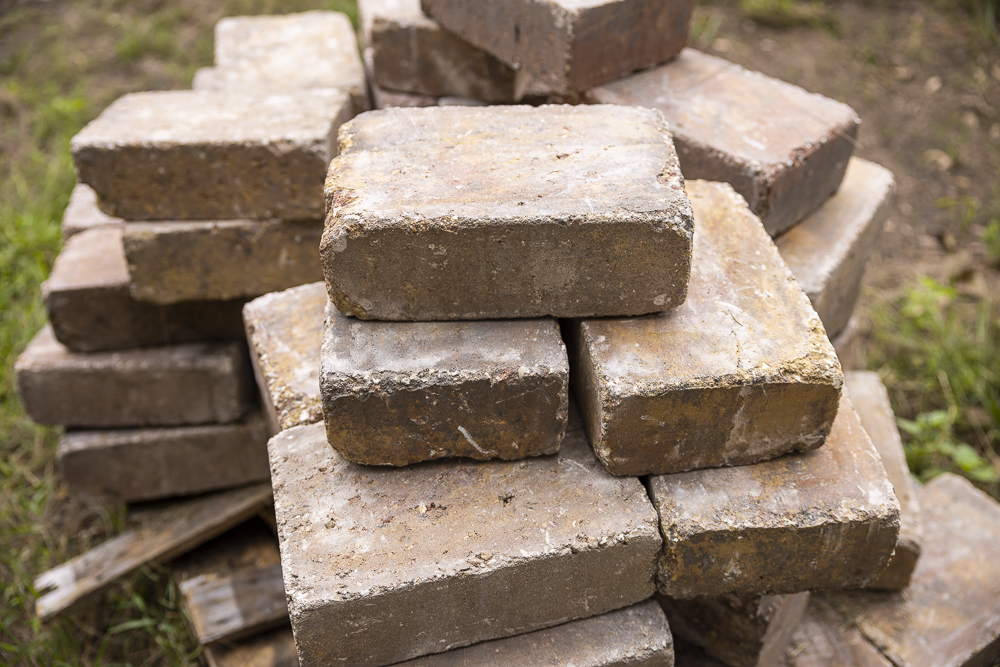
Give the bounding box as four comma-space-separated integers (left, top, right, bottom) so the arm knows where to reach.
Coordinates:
321, 301, 568, 465
823, 473, 1000, 667
659, 592, 809, 667
43, 227, 245, 352
322, 104, 693, 320
123, 219, 323, 305
648, 393, 900, 599
420, 0, 696, 95
72, 89, 354, 221
587, 49, 860, 236
58, 413, 270, 503
61, 183, 123, 240
15, 325, 255, 428
776, 158, 895, 338
831, 315, 863, 370
781, 600, 892, 667
243, 282, 327, 435
564, 180, 842, 476
364, 47, 442, 109
845, 371, 923, 591
269, 413, 662, 666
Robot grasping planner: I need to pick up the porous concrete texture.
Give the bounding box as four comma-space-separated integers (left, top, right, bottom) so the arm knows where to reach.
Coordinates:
420, 0, 696, 95
15, 326, 254, 428
61, 183, 122, 240
43, 227, 245, 352
824, 474, 1000, 667
321, 302, 568, 466
648, 393, 901, 599
658, 592, 809, 667
775, 158, 895, 338
399, 601, 673, 666
845, 371, 923, 591
588, 49, 860, 236
322, 104, 694, 320
123, 219, 323, 305
243, 282, 327, 435
782, 601, 892, 667
832, 315, 863, 370
72, 89, 354, 221
360, 0, 522, 103
565, 180, 842, 476
269, 414, 662, 666
58, 413, 270, 502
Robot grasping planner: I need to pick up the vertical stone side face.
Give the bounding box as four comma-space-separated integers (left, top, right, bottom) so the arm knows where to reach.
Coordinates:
776, 158, 896, 339
648, 393, 901, 599
269, 416, 662, 666
831, 315, 863, 370
783, 600, 893, 667
587, 49, 860, 236
61, 184, 123, 240
566, 180, 843, 476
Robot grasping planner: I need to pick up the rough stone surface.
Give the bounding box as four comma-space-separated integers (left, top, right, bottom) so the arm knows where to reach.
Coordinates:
565, 180, 842, 476
824, 474, 1000, 667
420, 0, 696, 95
360, 0, 522, 103
322, 105, 694, 320
243, 282, 326, 435
58, 413, 269, 502
269, 414, 662, 666
659, 592, 809, 667
72, 89, 354, 221
61, 183, 122, 240
588, 49, 860, 236
845, 371, 923, 591
43, 227, 245, 352
123, 219, 323, 305
782, 601, 892, 667
321, 302, 568, 466
776, 158, 895, 338
648, 393, 901, 599
15, 326, 254, 428
832, 315, 863, 370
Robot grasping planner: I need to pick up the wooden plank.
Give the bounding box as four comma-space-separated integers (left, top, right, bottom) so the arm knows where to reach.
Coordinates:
182, 563, 287, 645
204, 627, 298, 667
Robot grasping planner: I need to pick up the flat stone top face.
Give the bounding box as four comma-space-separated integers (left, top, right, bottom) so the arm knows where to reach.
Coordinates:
46, 227, 127, 291
360, 0, 434, 35
589, 49, 859, 170
269, 415, 660, 605
62, 184, 122, 238
581, 180, 838, 387
325, 104, 691, 226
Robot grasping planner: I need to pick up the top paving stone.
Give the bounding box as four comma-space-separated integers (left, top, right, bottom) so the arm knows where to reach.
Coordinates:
322, 104, 694, 320
420, 0, 697, 95
588, 49, 860, 236
72, 89, 353, 221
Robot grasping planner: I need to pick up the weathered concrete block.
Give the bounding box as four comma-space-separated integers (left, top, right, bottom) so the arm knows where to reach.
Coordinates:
420, 0, 696, 95
648, 393, 900, 599
269, 415, 661, 666
43, 227, 245, 352
776, 158, 895, 338
587, 49, 860, 236
845, 371, 923, 591
363, 47, 441, 110
321, 302, 568, 465
72, 89, 354, 221
832, 315, 863, 370
58, 413, 269, 502
824, 474, 1000, 667
659, 592, 809, 667
61, 183, 122, 240
15, 326, 254, 428
322, 105, 694, 320
243, 282, 326, 435
782, 600, 892, 667
565, 180, 842, 476
123, 219, 323, 305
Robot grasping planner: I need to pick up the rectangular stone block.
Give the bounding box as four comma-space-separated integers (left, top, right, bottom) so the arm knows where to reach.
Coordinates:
420, 0, 696, 95
648, 393, 901, 599
123, 219, 323, 305
322, 105, 693, 320
845, 371, 923, 591
43, 227, 245, 352
782, 601, 892, 667
776, 158, 895, 338
565, 180, 842, 476
72, 89, 354, 221
61, 183, 122, 240
823, 474, 1000, 667
15, 325, 254, 428
270, 414, 661, 666
587, 49, 860, 236
58, 413, 270, 503
832, 315, 863, 370
659, 592, 809, 667
321, 301, 568, 465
